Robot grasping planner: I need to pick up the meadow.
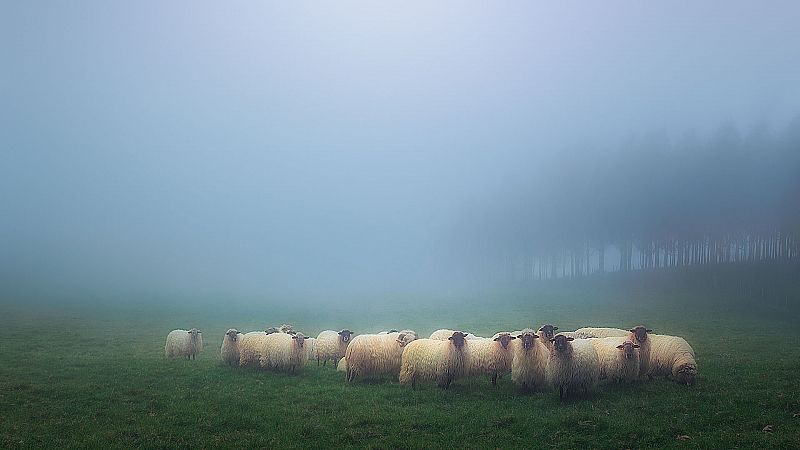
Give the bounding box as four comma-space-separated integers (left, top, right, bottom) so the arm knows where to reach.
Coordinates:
1, 283, 799, 449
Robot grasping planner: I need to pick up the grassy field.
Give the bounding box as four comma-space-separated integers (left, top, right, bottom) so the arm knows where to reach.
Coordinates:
1, 285, 799, 449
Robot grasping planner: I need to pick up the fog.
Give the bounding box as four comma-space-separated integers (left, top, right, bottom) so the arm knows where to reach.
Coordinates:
3, 1, 799, 304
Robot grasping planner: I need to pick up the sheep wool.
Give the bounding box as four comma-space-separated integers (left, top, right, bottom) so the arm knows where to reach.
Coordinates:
305, 337, 316, 361
220, 329, 242, 366
574, 327, 629, 339
315, 329, 354, 366
465, 332, 517, 385
336, 356, 347, 372
647, 334, 697, 385
546, 334, 600, 400
260, 332, 309, 373
345, 330, 418, 382
239, 332, 270, 368
589, 337, 640, 383
399, 332, 469, 389
510, 329, 549, 391
429, 329, 479, 340
165, 329, 203, 359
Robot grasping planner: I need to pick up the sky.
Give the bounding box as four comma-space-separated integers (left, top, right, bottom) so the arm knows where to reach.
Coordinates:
2, 1, 799, 303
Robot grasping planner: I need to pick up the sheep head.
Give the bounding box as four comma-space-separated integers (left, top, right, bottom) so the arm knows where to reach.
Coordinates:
292, 333, 307, 348
516, 329, 539, 350
338, 329, 353, 343
551, 333, 574, 354
616, 340, 639, 359
629, 326, 652, 343
676, 363, 697, 385
225, 329, 240, 341
493, 332, 517, 349
448, 331, 468, 349
538, 324, 558, 341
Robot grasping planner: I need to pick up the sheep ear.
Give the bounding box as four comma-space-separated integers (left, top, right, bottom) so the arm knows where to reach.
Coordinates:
292, 336, 297, 339
629, 329, 635, 332
634, 344, 640, 348
515, 334, 523, 339
538, 327, 544, 331
566, 337, 574, 341
549, 338, 555, 342
646, 329, 653, 333
532, 334, 539, 338
493, 336, 500, 341
509, 336, 517, 339
616, 344, 624, 349
553, 327, 558, 331
448, 336, 453, 340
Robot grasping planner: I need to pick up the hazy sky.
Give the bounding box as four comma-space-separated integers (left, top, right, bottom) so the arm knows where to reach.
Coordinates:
3, 1, 799, 301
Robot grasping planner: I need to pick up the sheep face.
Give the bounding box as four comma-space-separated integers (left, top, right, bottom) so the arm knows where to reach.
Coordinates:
493, 333, 516, 349
616, 340, 639, 359
516, 331, 539, 350
629, 326, 652, 343
538, 324, 558, 341
338, 329, 353, 343
676, 363, 697, 385
448, 331, 467, 349
188, 328, 201, 339
225, 329, 240, 341
551, 334, 574, 354
292, 333, 308, 348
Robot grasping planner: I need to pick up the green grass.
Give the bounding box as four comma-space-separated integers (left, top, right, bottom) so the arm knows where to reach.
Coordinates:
1, 287, 799, 449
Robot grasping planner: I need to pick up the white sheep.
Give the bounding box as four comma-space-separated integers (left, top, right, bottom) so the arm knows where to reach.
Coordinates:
345, 330, 418, 382
464, 332, 517, 385
429, 329, 479, 340
165, 328, 203, 359
647, 334, 697, 385
336, 356, 347, 372
260, 332, 309, 373
510, 328, 549, 391
574, 327, 629, 339
239, 331, 269, 368
314, 329, 354, 366
589, 337, 640, 383
546, 333, 600, 400
220, 329, 242, 366
399, 331, 469, 389
305, 337, 316, 361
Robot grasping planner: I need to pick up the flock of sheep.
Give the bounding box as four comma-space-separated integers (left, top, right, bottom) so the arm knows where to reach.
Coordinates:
164, 323, 697, 399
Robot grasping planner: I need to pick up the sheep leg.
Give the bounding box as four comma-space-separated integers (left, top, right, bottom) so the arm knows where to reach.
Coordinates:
323, 359, 327, 366
491, 374, 498, 386
559, 386, 564, 400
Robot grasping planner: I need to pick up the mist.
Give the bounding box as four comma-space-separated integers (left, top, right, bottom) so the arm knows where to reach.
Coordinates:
3, 1, 799, 305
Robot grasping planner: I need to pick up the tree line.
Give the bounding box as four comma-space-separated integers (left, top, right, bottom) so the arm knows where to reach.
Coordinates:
455, 115, 800, 282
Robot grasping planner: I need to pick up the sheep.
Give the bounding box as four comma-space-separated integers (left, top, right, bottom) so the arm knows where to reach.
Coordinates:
165, 328, 203, 359
220, 329, 242, 366
305, 337, 316, 361
537, 324, 559, 350
345, 330, 418, 382
377, 329, 399, 335
336, 356, 347, 372
574, 327, 629, 339
399, 331, 469, 389
429, 329, 479, 340
546, 333, 600, 400
315, 329, 354, 366
589, 337, 640, 383
647, 334, 697, 385
510, 328, 549, 391
626, 325, 653, 377
239, 331, 270, 368
464, 332, 517, 385
260, 332, 309, 373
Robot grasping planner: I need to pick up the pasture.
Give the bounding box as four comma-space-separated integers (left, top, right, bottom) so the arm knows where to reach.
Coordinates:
1, 286, 799, 449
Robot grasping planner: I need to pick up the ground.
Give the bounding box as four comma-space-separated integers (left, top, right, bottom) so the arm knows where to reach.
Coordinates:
1, 284, 798, 449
